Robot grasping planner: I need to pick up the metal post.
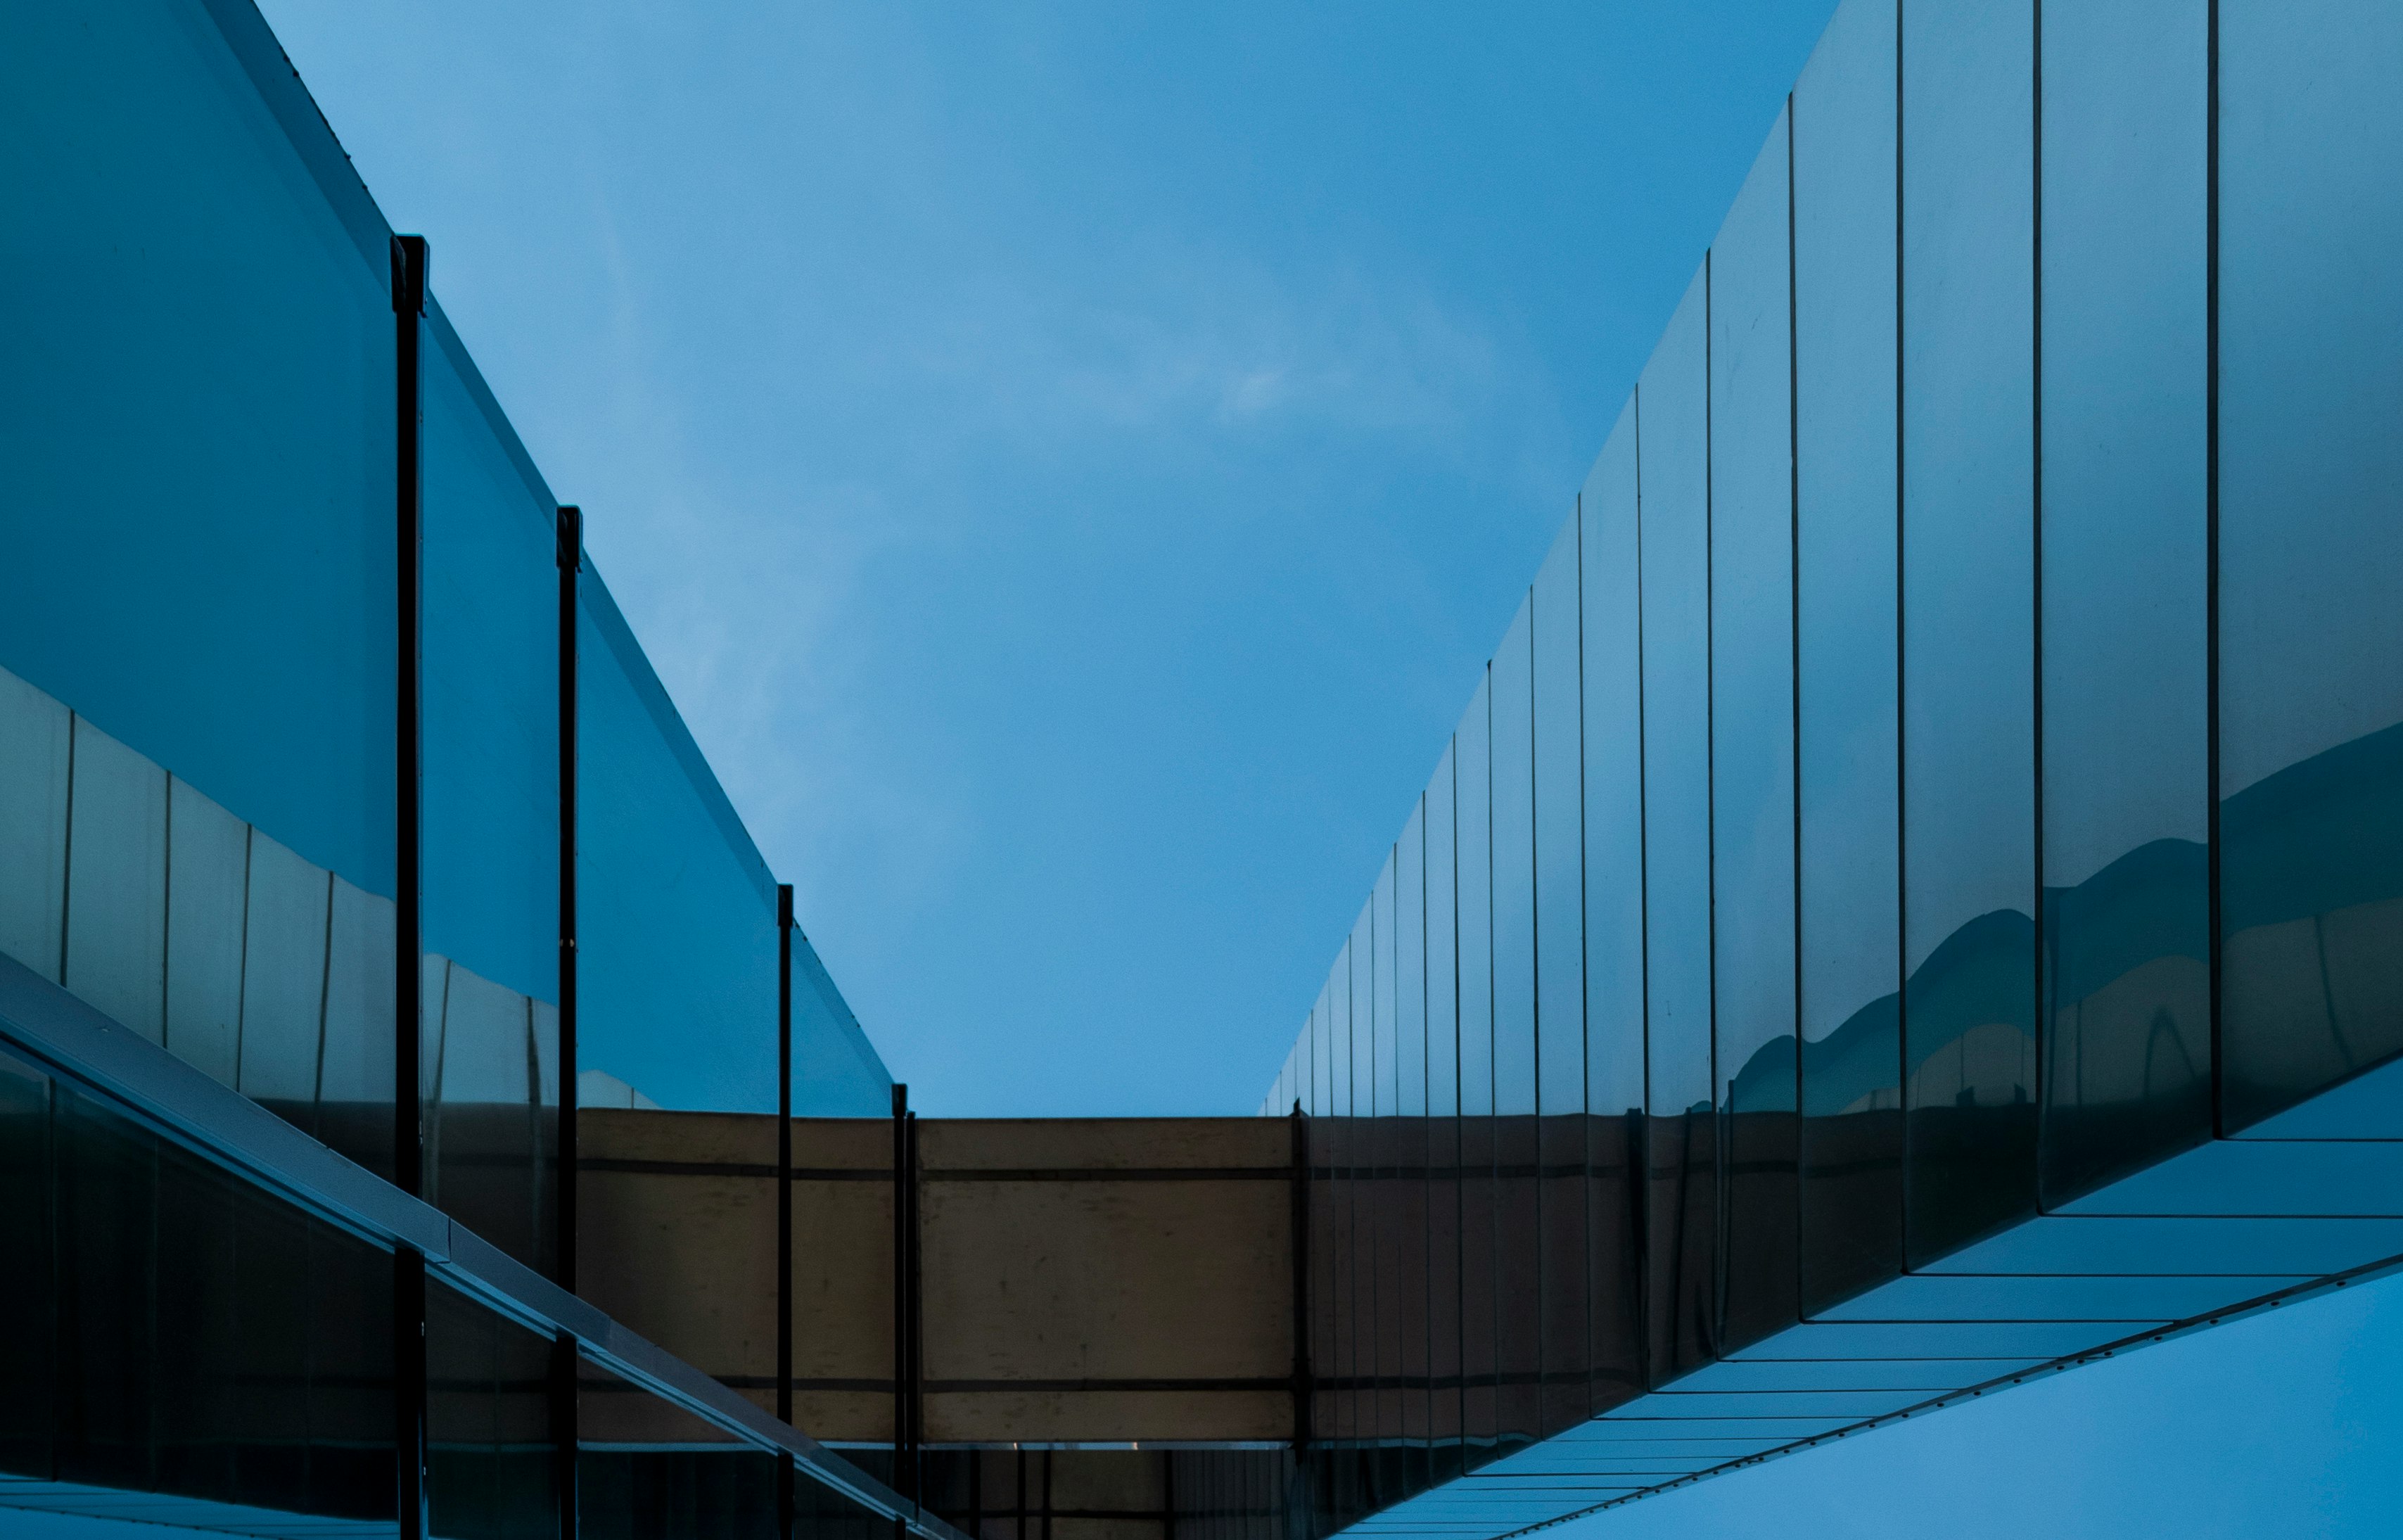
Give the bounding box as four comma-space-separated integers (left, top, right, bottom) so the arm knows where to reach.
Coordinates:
395, 1245, 429, 1540
556, 505, 581, 1291
391, 232, 427, 1204
777, 884, 796, 1428
390, 231, 430, 1540
551, 1331, 580, 1540
891, 1081, 917, 1514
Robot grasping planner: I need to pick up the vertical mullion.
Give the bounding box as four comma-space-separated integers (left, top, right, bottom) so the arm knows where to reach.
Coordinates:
389, 231, 429, 1540
556, 506, 581, 1292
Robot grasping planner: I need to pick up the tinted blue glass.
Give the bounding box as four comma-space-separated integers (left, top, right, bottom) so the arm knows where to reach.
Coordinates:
2038, 0, 2211, 1200
1529, 520, 1588, 1434
0, 0, 398, 1179
578, 1358, 777, 1540
791, 929, 895, 1116
1709, 106, 1801, 1353
1638, 267, 1716, 1383
1793, 0, 1901, 1316
1579, 404, 1645, 1409
0, 1, 396, 902
1901, 0, 2039, 1266
421, 316, 561, 1275
1394, 801, 1432, 1458
577, 571, 779, 1113
2218, 0, 2403, 1128
1452, 675, 1498, 1459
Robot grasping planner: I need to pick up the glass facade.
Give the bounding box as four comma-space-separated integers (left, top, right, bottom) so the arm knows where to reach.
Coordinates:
1, 1, 912, 1536
1263, 0, 2403, 1533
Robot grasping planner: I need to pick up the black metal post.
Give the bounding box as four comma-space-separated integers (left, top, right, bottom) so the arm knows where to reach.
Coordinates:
392, 231, 427, 1204
891, 1081, 917, 1513
777, 883, 795, 1429
395, 1245, 429, 1540
556, 505, 582, 1291
551, 1331, 580, 1540
390, 231, 430, 1540
1289, 1104, 1311, 1451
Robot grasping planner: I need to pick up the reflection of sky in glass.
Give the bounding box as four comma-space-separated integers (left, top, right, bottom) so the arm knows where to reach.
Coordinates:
1639, 268, 1714, 1117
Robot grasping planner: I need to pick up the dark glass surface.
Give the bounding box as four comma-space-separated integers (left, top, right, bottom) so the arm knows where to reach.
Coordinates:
1709, 106, 1802, 1354
1453, 675, 1499, 1461
0, 1050, 51, 1478
7, 1060, 395, 1523
1489, 601, 1542, 1451
2037, 0, 2211, 1202
1638, 268, 1719, 1383
428, 1279, 556, 1540
1531, 523, 1590, 1433
1579, 405, 1645, 1409
1792, 0, 1903, 1318
2218, 0, 2403, 1128
577, 1357, 777, 1540
1900, 0, 2039, 1268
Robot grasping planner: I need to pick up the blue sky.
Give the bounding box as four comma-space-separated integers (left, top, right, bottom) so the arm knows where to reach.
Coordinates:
249, 0, 1833, 1121
36, 4, 2352, 1536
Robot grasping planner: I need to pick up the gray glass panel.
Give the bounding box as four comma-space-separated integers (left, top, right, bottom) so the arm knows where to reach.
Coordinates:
1638, 267, 1716, 1384
237, 832, 331, 1116
0, 668, 69, 985
578, 1356, 777, 1540
1375, 854, 1398, 1119
1453, 673, 1497, 1458
1529, 518, 1588, 1434
1399, 802, 1429, 1120
1428, 746, 1461, 1122
321, 874, 398, 1180
1793, 0, 1903, 1318
1901, 0, 2039, 1266
1533, 524, 1586, 1119
1490, 598, 1541, 1450
64, 716, 168, 1045
2038, 0, 2211, 1203
0, 1, 396, 899
2218, 0, 2403, 1127
165, 778, 249, 1089
1711, 104, 1800, 1358
1578, 402, 1644, 1410
1492, 602, 1538, 1120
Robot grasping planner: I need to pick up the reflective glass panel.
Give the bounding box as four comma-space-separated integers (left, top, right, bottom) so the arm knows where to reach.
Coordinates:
1638, 267, 1717, 1383
428, 1280, 557, 1540
1709, 106, 1801, 1353
0, 1049, 395, 1530
2218, 0, 2403, 1128
576, 571, 779, 1114
1453, 674, 1498, 1461
0, 1, 397, 1175
1530, 521, 1589, 1433
2038, 0, 2211, 1199
1488, 600, 1541, 1451
1793, 0, 1903, 1317
1900, 0, 2039, 1266
1579, 405, 1645, 1409
1422, 746, 1464, 1466
421, 316, 561, 1276
576, 1358, 777, 1540
791, 929, 894, 1116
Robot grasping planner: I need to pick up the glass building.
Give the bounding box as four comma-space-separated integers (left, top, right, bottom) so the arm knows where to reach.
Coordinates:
5, 0, 2403, 1538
